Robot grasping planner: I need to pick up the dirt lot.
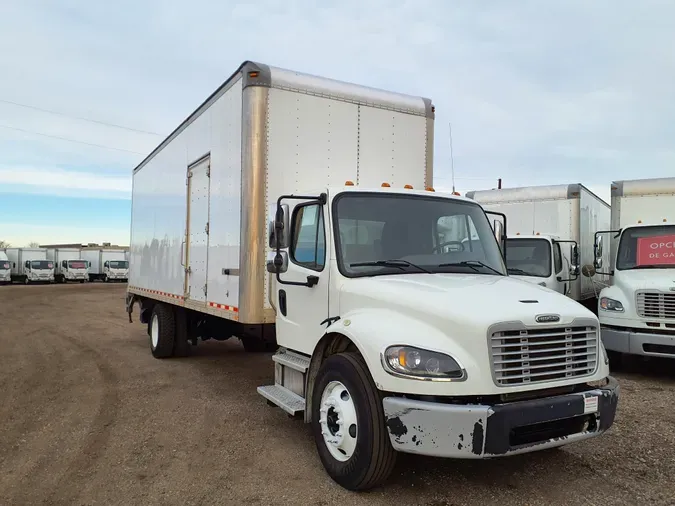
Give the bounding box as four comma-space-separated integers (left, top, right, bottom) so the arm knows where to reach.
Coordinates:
0, 283, 674, 506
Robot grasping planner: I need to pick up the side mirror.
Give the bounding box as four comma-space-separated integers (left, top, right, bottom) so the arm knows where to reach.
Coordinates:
269, 203, 290, 250
493, 220, 505, 253
570, 244, 580, 276
266, 251, 289, 274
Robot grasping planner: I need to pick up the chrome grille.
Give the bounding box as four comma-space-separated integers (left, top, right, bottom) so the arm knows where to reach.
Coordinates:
490, 325, 598, 386
636, 291, 675, 320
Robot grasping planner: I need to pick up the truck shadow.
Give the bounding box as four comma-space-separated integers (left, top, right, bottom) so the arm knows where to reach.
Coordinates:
609, 353, 675, 384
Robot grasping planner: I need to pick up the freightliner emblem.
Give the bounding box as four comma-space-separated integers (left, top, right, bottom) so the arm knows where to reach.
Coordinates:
535, 314, 561, 323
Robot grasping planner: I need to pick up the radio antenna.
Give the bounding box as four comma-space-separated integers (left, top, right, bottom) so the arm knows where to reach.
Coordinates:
449, 122, 456, 193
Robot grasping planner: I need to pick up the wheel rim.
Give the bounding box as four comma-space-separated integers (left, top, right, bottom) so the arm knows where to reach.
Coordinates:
319, 380, 358, 462
151, 314, 159, 349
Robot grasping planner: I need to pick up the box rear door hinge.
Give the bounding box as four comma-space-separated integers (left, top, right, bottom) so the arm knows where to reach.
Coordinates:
205, 222, 210, 235
203, 284, 208, 296
206, 165, 211, 177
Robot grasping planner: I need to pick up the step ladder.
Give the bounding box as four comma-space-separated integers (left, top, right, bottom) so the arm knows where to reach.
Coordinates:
257, 349, 311, 416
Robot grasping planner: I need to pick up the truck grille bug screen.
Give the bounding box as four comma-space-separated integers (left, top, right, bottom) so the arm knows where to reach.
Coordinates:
637, 291, 675, 319
490, 326, 598, 386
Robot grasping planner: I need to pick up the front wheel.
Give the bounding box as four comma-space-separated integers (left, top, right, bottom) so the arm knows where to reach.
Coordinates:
311, 352, 397, 491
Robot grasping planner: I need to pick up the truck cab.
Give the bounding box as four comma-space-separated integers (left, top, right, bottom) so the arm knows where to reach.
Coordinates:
59, 259, 89, 283
589, 177, 675, 360
261, 184, 617, 489
592, 223, 675, 357
0, 251, 10, 285
103, 260, 129, 282
504, 234, 579, 296
24, 259, 55, 284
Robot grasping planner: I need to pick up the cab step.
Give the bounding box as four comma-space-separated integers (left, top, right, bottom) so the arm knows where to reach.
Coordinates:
272, 350, 311, 372
257, 385, 305, 416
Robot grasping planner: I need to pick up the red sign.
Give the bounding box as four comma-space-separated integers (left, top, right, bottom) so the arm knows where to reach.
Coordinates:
637, 234, 675, 265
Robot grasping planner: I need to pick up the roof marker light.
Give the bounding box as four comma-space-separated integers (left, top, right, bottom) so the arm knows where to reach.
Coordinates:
404, 184, 413, 189
345, 180, 355, 186
381, 182, 391, 187
425, 187, 435, 192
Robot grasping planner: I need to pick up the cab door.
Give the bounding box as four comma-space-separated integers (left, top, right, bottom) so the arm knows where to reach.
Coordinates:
273, 199, 331, 354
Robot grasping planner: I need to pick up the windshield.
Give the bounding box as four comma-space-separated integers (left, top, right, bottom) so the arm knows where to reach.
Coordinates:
333, 193, 506, 277
109, 260, 128, 269
504, 238, 552, 277
68, 260, 87, 269
617, 225, 675, 270
31, 260, 53, 270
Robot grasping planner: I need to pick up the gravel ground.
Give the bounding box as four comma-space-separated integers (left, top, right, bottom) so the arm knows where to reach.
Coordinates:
0, 283, 674, 506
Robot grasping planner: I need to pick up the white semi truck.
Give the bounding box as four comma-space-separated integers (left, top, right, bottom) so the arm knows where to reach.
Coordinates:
0, 250, 11, 285
587, 176, 675, 359
47, 247, 89, 283
5, 247, 55, 284
82, 248, 128, 282
466, 184, 611, 312
125, 61, 618, 491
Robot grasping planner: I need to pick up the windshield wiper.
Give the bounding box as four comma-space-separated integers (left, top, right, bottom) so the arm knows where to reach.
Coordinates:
507, 267, 531, 275
349, 259, 432, 274
438, 260, 504, 276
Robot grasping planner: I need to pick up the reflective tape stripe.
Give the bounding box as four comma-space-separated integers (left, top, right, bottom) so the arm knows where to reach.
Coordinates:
207, 302, 239, 312
129, 286, 185, 300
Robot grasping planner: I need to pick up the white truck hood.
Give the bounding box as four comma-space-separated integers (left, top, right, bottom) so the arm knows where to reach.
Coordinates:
612, 268, 675, 293
339, 273, 595, 329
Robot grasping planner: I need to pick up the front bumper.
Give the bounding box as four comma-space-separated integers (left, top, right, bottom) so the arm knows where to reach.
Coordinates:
382, 376, 619, 458
601, 325, 675, 357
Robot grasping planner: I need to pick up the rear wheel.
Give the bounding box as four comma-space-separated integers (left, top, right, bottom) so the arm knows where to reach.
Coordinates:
311, 352, 397, 491
150, 304, 175, 358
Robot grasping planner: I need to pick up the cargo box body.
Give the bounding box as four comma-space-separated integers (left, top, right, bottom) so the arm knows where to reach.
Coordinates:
128, 61, 434, 324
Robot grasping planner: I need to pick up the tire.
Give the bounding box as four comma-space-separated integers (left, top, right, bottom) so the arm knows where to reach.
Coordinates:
311, 352, 397, 491
172, 308, 191, 357
103, 275, 108, 283
149, 304, 175, 358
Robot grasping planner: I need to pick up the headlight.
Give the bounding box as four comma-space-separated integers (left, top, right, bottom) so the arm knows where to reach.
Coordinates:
383, 345, 466, 380
600, 297, 624, 312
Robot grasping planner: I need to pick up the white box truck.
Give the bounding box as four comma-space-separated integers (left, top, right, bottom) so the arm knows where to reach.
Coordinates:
47, 247, 89, 283
587, 176, 675, 359
125, 61, 618, 491
0, 250, 11, 285
466, 184, 611, 311
83, 249, 128, 282
5, 247, 55, 284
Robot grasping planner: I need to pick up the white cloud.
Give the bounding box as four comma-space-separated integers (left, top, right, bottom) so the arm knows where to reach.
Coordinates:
0, 166, 131, 198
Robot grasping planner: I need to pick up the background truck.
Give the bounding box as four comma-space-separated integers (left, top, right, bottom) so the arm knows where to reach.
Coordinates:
47, 248, 89, 283
0, 250, 11, 285
466, 183, 611, 311
83, 249, 128, 282
5, 247, 55, 284
125, 61, 617, 491
586, 176, 675, 360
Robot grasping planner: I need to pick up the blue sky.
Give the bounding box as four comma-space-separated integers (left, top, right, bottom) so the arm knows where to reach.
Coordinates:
1, 0, 674, 246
